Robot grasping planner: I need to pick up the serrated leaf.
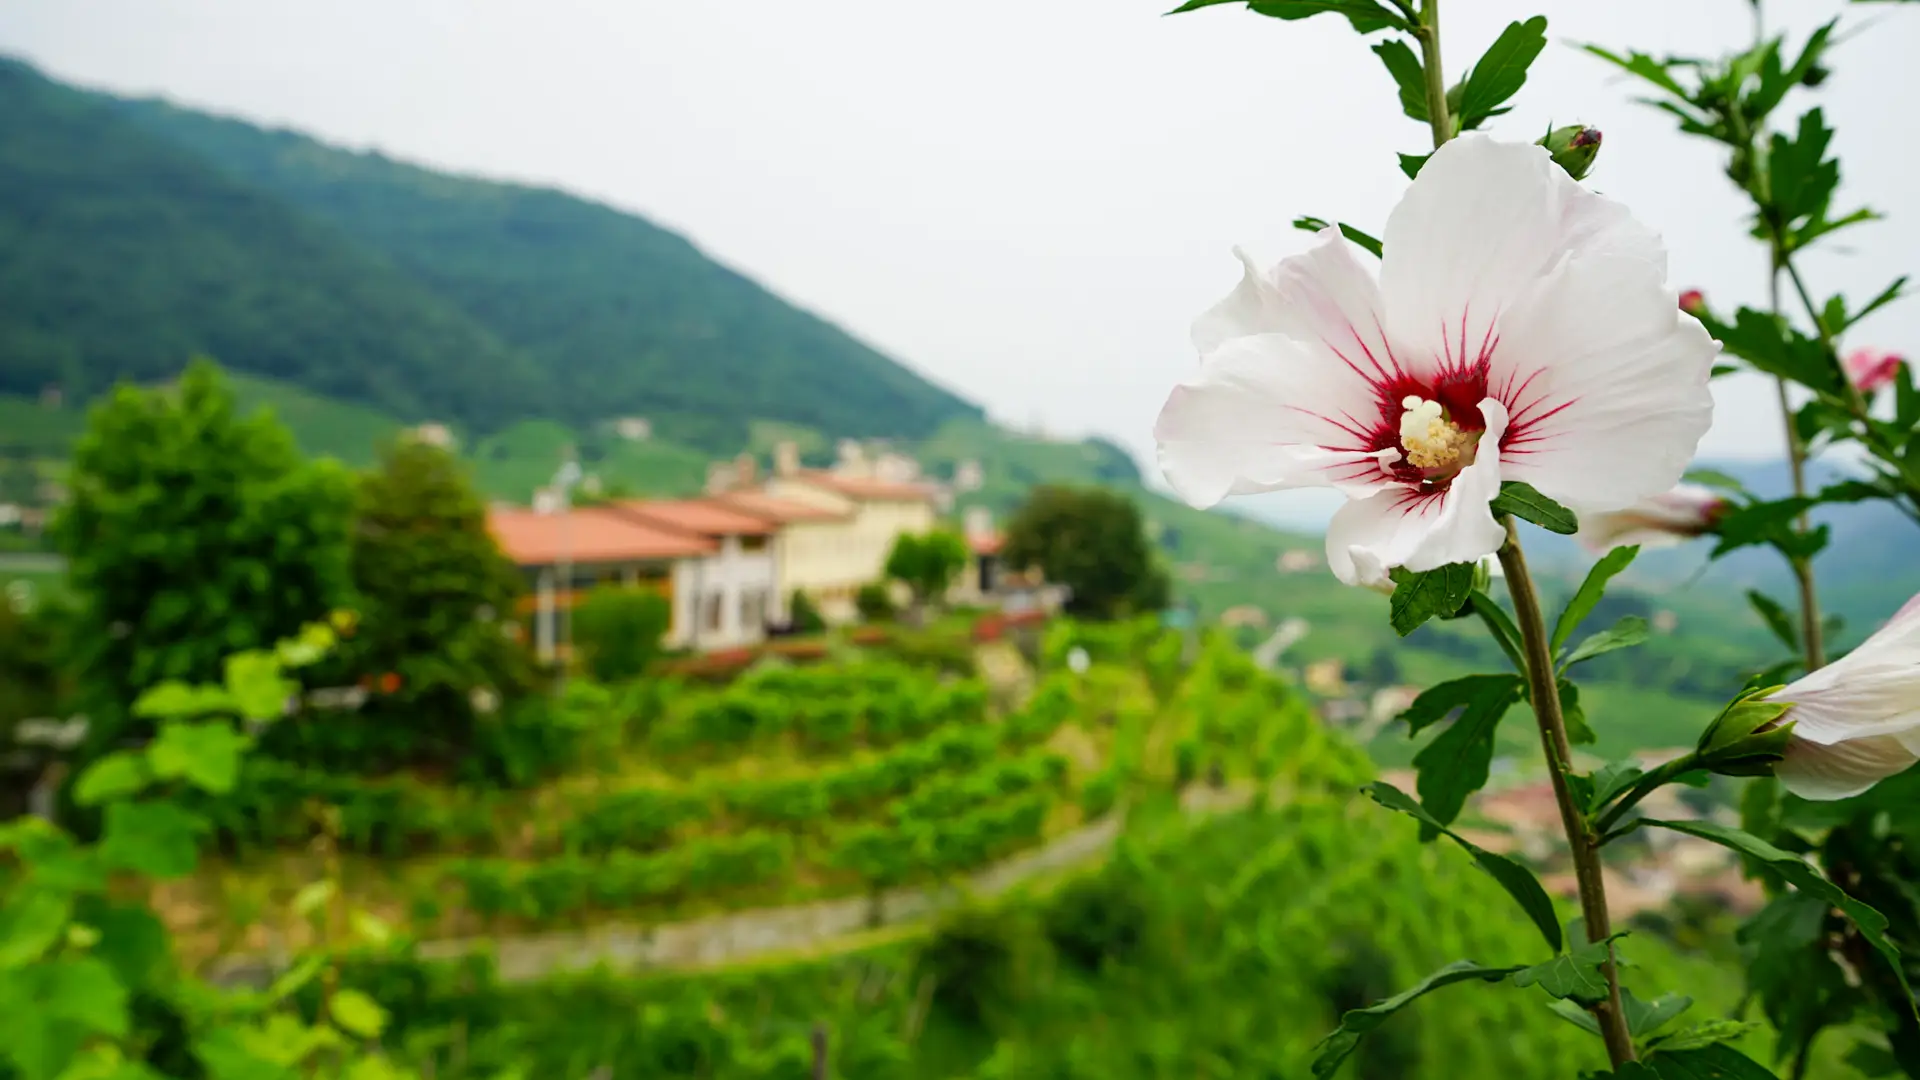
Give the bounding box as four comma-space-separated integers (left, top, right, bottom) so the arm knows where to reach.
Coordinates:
1585, 761, 1647, 815
1491, 481, 1577, 534
1458, 17, 1549, 125
1641, 1043, 1780, 1078
98, 802, 204, 880
1552, 545, 1639, 653
1311, 959, 1525, 1077
1563, 615, 1650, 668
1514, 934, 1625, 1002
1636, 818, 1915, 1012
1413, 676, 1523, 828
73, 753, 151, 808
1372, 38, 1428, 122
147, 720, 249, 795
1745, 590, 1799, 654
329, 988, 388, 1039
1622, 989, 1693, 1037
1364, 782, 1562, 951
1388, 562, 1476, 636
1397, 675, 1523, 737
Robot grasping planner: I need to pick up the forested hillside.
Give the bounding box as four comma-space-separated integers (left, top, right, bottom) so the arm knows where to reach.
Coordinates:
0, 57, 980, 450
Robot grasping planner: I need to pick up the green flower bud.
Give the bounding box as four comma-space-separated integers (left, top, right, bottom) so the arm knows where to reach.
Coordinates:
1696, 686, 1796, 776
1540, 126, 1602, 181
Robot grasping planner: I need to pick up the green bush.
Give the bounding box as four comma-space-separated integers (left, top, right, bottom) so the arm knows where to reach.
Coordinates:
571, 585, 672, 682
855, 581, 896, 621
788, 589, 827, 634
561, 786, 708, 854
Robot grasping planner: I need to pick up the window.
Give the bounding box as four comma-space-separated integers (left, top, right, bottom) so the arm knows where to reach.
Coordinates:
741, 534, 768, 552
702, 592, 724, 634
739, 588, 766, 630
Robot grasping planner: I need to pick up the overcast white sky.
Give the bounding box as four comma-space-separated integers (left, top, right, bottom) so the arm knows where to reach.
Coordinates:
3, 1, 1915, 527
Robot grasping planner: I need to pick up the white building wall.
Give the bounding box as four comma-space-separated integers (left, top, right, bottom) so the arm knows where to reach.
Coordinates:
669, 536, 777, 651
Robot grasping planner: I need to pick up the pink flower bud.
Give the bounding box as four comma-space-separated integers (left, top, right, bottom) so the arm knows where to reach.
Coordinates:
1677, 290, 1706, 316
1767, 591, 1920, 800
1576, 484, 1727, 554
1843, 347, 1904, 395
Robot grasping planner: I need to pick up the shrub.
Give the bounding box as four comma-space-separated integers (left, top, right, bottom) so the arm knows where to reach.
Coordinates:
788, 588, 827, 634
562, 787, 708, 854
855, 581, 896, 622
571, 585, 672, 682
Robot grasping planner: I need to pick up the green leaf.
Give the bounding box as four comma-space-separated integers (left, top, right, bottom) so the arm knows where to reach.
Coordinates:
1364, 782, 1562, 951
1745, 590, 1799, 654
292, 880, 337, 920
1636, 818, 1915, 1010
1164, 0, 1241, 12
329, 988, 388, 1039
1372, 39, 1429, 122
223, 650, 296, 723
1842, 275, 1909, 332
1412, 676, 1523, 828
1397, 674, 1523, 738
1513, 933, 1625, 1002
98, 801, 204, 880
1580, 44, 1689, 98
1246, 0, 1407, 33
1388, 562, 1476, 636
1311, 959, 1525, 1077
0, 890, 72, 969
79, 901, 171, 991
266, 955, 327, 1005
1557, 678, 1596, 745
1490, 481, 1577, 534
1552, 545, 1639, 653
41, 957, 131, 1037
130, 680, 235, 722
1291, 216, 1383, 258
1622, 989, 1694, 1037
1458, 17, 1549, 125
72, 753, 151, 808
1649, 1019, 1760, 1053
1563, 615, 1650, 668
1397, 152, 1430, 180
147, 720, 249, 795
1704, 308, 1839, 396
1641, 1043, 1780, 1078
1585, 761, 1647, 815
1681, 468, 1748, 495
1468, 591, 1524, 672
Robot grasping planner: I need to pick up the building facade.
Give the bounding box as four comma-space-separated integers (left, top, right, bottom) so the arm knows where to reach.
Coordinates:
604, 499, 781, 651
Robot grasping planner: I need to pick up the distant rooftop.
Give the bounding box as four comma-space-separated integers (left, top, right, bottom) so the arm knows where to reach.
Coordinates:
487, 507, 715, 566
608, 498, 780, 538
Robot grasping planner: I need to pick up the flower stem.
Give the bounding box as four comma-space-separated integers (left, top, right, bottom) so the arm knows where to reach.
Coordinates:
1496, 518, 1637, 1068
1767, 263, 1827, 671
1415, 0, 1451, 151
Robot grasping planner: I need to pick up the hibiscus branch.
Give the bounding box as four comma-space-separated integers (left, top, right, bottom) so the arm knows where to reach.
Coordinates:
1413, 0, 1451, 149
1766, 260, 1828, 671
1495, 517, 1638, 1068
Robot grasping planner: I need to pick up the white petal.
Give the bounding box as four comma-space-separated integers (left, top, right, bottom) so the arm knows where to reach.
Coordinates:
1192, 247, 1286, 355
1776, 733, 1920, 801
1380, 135, 1665, 376
1323, 399, 1509, 586
1771, 606, 1920, 744
1155, 333, 1397, 508
1266, 228, 1406, 385
1488, 255, 1717, 512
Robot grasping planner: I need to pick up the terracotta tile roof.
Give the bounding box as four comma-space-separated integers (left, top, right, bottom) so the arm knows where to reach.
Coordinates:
969, 531, 1004, 556
487, 507, 714, 566
794, 470, 939, 503
608, 498, 779, 538
714, 491, 851, 524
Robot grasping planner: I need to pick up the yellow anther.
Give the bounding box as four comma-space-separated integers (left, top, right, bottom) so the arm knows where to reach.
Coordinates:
1398, 397, 1472, 471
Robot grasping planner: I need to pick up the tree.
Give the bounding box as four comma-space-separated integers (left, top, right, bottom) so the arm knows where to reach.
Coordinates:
856, 582, 897, 622
270, 437, 530, 769
572, 585, 672, 683
884, 530, 970, 608
1002, 485, 1170, 621
52, 359, 353, 744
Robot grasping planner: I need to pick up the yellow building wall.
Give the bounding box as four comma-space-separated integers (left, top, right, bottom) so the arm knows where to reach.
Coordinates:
764, 478, 936, 624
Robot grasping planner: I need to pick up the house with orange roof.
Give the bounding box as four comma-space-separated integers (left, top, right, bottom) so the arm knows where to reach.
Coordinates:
603, 498, 784, 649
724, 441, 941, 624
486, 506, 714, 660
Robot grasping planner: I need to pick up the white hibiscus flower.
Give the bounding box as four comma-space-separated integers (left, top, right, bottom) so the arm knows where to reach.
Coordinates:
1770, 592, 1920, 800
1154, 135, 1719, 587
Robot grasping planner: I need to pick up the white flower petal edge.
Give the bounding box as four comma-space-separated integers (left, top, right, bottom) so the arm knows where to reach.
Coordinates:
1154, 134, 1718, 588
1576, 484, 1727, 555
1770, 592, 1920, 800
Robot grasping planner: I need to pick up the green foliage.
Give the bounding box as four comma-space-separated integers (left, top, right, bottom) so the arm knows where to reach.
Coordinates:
52, 361, 354, 744
884, 529, 970, 606
1002, 485, 1169, 620
786, 589, 826, 634
854, 581, 896, 622
571, 585, 672, 683
1388, 563, 1475, 635
1490, 481, 1577, 535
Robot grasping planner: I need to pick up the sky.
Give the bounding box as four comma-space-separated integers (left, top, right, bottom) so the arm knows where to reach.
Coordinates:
3, 0, 1916, 529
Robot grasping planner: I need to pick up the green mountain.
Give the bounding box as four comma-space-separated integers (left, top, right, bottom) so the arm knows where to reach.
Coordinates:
0, 56, 979, 450
0, 58, 552, 431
